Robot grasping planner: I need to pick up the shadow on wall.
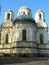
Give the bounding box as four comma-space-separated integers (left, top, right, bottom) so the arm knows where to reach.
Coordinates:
0, 57, 47, 64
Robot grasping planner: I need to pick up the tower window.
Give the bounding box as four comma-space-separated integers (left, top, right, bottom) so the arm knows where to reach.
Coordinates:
19, 12, 20, 15
22, 29, 26, 41
40, 34, 43, 44
7, 13, 10, 19
28, 12, 30, 15
23, 12, 25, 15
5, 34, 8, 43
39, 13, 41, 19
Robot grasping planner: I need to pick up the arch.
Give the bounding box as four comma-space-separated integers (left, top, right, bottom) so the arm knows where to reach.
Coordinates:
28, 12, 30, 15
39, 13, 41, 19
7, 13, 10, 19
23, 12, 25, 15
5, 34, 8, 43
22, 29, 26, 41
40, 34, 43, 44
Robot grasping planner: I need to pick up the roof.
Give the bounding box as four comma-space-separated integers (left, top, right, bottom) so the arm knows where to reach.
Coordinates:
6, 9, 14, 14
18, 6, 31, 11
13, 17, 36, 24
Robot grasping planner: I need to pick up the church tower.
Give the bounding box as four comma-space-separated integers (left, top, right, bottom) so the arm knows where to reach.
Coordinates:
35, 9, 44, 23
4, 9, 14, 22
35, 9, 48, 44
1, 9, 14, 44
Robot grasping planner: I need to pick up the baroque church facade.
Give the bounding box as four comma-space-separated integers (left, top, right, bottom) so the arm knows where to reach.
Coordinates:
0, 6, 48, 56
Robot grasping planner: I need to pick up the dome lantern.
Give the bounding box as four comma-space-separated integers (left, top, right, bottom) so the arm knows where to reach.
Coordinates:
17, 6, 32, 18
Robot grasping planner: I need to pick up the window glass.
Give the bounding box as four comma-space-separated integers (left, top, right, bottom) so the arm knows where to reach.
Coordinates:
39, 13, 41, 19
40, 34, 43, 44
7, 13, 10, 19
22, 29, 26, 41
23, 12, 25, 15
28, 12, 30, 15
6, 34, 8, 43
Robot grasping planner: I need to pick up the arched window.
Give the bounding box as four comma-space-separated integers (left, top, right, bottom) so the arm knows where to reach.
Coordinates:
19, 12, 20, 15
7, 13, 10, 19
6, 34, 8, 43
28, 12, 30, 15
40, 34, 43, 44
39, 13, 41, 19
23, 12, 25, 15
22, 29, 26, 41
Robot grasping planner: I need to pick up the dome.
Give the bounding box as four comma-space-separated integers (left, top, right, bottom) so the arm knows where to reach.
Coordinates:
14, 6, 36, 24
14, 16, 36, 24
7, 9, 14, 13
36, 9, 42, 12
17, 6, 32, 18
18, 6, 31, 11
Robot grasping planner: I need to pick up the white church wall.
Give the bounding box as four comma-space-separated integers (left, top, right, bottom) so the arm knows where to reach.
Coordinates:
1, 30, 5, 43
1, 28, 13, 44
14, 23, 36, 41
38, 44, 49, 54
43, 32, 48, 44
36, 28, 48, 44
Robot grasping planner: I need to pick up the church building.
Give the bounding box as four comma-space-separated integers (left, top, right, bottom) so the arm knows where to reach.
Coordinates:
0, 6, 48, 56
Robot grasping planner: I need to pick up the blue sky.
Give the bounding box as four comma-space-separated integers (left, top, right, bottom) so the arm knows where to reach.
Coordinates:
0, 0, 49, 30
